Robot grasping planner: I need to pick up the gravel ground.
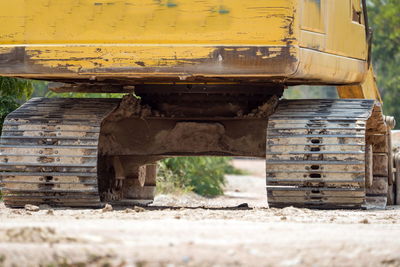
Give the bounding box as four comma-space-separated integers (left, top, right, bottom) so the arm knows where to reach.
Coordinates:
0, 160, 400, 267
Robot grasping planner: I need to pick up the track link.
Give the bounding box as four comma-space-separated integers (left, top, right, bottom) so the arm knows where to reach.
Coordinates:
266, 99, 378, 209
0, 98, 119, 207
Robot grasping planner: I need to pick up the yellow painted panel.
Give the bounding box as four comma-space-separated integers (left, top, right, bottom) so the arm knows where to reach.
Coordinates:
0, 0, 297, 45
0, 0, 371, 85
300, 0, 367, 60
302, 0, 326, 33
300, 30, 326, 51
324, 0, 367, 59
25, 46, 216, 72
294, 47, 366, 84
13, 45, 299, 77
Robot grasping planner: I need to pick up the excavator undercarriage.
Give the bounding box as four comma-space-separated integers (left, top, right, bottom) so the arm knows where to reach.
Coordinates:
0, 86, 398, 209
0, 0, 397, 210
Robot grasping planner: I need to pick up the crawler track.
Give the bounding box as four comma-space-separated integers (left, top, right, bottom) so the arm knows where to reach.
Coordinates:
0, 98, 119, 207
266, 99, 378, 208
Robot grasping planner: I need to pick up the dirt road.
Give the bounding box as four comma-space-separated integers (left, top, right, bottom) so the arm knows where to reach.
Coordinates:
0, 159, 400, 267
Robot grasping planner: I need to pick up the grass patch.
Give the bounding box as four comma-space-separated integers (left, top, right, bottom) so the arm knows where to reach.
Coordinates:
157, 157, 244, 197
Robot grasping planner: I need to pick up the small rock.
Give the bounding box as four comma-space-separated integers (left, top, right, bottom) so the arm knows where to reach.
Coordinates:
133, 206, 145, 212
24, 204, 39, 212
237, 203, 249, 208
280, 216, 287, 221
124, 208, 134, 213
102, 204, 113, 212
174, 215, 181, 220
360, 218, 369, 224
11, 210, 22, 215
46, 209, 54, 215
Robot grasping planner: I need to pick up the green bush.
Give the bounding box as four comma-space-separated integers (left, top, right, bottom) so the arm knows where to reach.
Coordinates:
0, 96, 19, 130
0, 77, 34, 130
0, 77, 34, 200
0, 77, 33, 100
157, 157, 243, 197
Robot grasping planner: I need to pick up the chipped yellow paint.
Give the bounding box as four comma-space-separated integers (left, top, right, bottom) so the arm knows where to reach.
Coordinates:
0, 0, 376, 88
0, 0, 295, 46
0, 47, 13, 54
25, 46, 216, 72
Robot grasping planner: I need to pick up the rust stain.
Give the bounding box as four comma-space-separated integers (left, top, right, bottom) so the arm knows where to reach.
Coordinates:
0, 45, 298, 81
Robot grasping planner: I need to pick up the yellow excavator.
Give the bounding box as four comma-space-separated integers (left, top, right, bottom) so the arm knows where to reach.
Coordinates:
0, 0, 398, 208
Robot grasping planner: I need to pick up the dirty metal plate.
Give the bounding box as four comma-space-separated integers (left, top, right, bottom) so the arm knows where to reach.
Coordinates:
266, 152, 365, 161
267, 144, 365, 153
265, 162, 365, 173
0, 146, 98, 157
267, 136, 366, 145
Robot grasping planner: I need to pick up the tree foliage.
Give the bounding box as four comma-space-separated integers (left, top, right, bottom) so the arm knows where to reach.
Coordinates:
368, 0, 400, 127
0, 77, 34, 130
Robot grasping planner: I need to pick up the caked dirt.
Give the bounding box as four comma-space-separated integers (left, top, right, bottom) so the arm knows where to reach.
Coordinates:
0, 159, 400, 267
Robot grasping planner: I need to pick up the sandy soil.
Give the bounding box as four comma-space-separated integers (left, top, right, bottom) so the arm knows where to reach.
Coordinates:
0, 160, 400, 267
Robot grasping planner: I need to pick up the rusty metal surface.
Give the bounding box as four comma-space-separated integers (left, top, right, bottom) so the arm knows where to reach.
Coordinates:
0, 45, 298, 84
0, 98, 119, 207
98, 94, 279, 157
100, 119, 268, 157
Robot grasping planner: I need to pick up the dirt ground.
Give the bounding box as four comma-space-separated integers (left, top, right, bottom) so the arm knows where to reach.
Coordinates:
1, 159, 400, 267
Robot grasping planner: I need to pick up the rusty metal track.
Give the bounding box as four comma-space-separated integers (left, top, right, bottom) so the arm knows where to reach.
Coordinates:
266, 99, 376, 209
0, 98, 119, 207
